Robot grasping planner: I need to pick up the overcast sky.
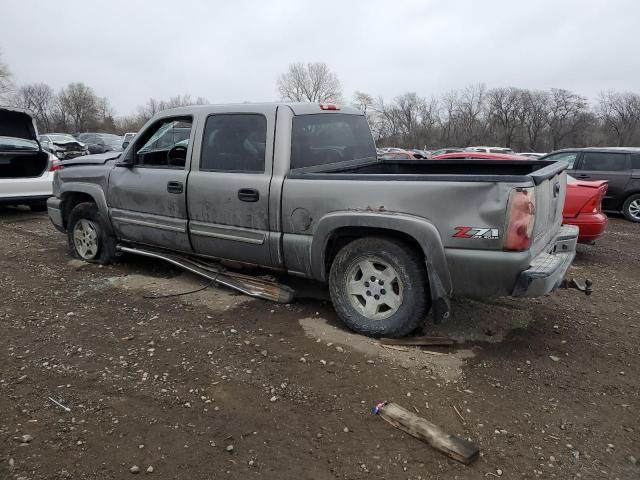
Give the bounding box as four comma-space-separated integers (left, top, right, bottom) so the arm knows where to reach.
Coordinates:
1, 0, 638, 115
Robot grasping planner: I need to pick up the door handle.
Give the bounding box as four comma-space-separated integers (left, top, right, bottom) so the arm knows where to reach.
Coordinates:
576, 174, 590, 179
238, 188, 259, 202
167, 181, 184, 194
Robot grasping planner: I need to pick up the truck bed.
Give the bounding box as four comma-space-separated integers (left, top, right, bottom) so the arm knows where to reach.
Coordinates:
289, 158, 565, 185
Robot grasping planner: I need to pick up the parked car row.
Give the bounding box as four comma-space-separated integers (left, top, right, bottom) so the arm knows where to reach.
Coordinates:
377, 146, 548, 159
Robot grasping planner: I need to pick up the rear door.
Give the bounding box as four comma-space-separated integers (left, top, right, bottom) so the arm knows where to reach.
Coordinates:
186, 109, 275, 266
574, 151, 631, 209
107, 116, 194, 252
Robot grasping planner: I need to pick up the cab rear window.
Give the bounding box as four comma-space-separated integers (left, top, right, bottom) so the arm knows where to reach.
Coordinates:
290, 114, 376, 170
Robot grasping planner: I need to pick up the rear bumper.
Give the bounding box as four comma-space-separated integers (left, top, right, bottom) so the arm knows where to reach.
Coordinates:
47, 197, 65, 232
563, 213, 607, 244
511, 224, 579, 297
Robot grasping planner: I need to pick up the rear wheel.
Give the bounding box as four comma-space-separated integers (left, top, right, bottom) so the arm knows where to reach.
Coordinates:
67, 202, 117, 264
329, 237, 430, 338
622, 194, 640, 223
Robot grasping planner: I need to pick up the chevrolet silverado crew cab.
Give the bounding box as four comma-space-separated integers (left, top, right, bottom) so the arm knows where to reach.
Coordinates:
47, 103, 578, 337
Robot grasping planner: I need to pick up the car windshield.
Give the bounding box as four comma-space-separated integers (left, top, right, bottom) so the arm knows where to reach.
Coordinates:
48, 134, 77, 142
0, 136, 39, 151
100, 135, 123, 147
137, 122, 191, 154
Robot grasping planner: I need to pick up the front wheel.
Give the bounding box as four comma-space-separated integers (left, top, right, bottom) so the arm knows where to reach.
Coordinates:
329, 237, 430, 338
622, 194, 640, 223
67, 202, 117, 264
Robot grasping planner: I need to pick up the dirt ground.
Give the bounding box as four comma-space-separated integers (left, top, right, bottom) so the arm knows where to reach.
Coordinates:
1, 208, 638, 480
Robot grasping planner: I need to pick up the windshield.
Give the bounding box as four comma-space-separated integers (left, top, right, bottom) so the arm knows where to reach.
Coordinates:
138, 122, 191, 154
0, 136, 39, 151
100, 135, 123, 147
290, 114, 376, 169
49, 134, 77, 142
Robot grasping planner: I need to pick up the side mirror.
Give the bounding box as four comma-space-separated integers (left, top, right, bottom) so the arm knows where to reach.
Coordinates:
115, 149, 134, 167
115, 158, 133, 168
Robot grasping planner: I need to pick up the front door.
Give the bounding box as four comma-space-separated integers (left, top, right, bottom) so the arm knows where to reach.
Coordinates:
107, 116, 195, 252
574, 151, 631, 210
186, 111, 274, 266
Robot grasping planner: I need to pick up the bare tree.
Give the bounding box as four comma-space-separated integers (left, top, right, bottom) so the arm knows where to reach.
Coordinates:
118, 94, 209, 132
0, 50, 12, 100
597, 91, 640, 146
519, 90, 549, 151
455, 84, 487, 146
56, 82, 100, 132
487, 87, 523, 148
277, 62, 342, 103
546, 88, 588, 150
11, 83, 55, 132
352, 91, 374, 116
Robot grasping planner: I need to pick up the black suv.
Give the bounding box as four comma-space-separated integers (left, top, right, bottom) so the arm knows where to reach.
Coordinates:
540, 148, 640, 222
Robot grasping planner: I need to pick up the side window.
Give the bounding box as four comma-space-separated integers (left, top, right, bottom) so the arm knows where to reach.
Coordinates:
546, 152, 577, 169
582, 152, 627, 172
135, 117, 192, 169
631, 154, 640, 170
200, 114, 266, 172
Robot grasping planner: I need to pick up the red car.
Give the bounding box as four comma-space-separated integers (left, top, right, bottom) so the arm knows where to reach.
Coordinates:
431, 152, 608, 244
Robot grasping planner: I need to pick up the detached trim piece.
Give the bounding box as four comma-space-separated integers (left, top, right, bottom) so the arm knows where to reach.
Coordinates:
116, 244, 294, 303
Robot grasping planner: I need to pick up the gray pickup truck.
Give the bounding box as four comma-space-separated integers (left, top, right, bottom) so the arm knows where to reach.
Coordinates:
47, 102, 579, 337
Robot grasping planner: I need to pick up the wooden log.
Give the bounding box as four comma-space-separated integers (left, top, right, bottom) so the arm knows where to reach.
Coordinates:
379, 336, 455, 347
377, 402, 479, 465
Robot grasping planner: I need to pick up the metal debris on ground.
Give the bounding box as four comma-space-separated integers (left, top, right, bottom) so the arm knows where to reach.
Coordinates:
48, 397, 71, 412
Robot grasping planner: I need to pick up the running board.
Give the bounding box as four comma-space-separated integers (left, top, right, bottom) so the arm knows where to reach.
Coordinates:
116, 245, 295, 304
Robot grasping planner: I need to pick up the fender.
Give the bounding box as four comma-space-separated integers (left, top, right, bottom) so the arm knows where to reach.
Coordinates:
311, 211, 453, 322
59, 182, 115, 235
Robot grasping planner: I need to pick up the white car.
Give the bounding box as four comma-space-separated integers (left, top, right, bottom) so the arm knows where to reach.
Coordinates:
517, 152, 546, 158
465, 146, 514, 154
0, 107, 58, 211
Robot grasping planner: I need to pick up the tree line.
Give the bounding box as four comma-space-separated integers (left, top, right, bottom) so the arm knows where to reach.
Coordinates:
2, 54, 640, 151
276, 63, 640, 152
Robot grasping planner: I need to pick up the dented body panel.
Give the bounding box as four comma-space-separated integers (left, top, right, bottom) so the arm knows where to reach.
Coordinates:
48, 102, 577, 319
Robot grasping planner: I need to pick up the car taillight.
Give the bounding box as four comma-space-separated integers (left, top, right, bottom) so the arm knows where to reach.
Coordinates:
580, 185, 607, 214
319, 104, 339, 110
49, 160, 61, 172
504, 187, 536, 251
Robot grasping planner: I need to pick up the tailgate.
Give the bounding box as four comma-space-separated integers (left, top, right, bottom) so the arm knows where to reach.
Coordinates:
530, 168, 567, 256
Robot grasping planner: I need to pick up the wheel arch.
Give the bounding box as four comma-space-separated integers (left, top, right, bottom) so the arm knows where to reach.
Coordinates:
311, 212, 452, 322
60, 183, 113, 234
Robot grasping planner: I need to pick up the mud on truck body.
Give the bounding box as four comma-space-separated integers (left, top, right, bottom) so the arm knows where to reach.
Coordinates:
48, 102, 580, 337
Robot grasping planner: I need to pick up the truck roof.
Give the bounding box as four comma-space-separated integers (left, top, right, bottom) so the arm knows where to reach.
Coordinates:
154, 102, 362, 119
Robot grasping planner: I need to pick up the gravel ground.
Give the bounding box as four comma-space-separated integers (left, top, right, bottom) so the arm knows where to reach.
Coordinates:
1, 207, 638, 480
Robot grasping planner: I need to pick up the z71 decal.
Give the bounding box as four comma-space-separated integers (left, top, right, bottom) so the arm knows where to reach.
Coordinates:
453, 226, 500, 239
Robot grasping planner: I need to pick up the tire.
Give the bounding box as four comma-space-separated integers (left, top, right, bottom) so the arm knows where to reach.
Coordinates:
329, 237, 430, 338
67, 202, 117, 264
29, 203, 48, 212
622, 193, 640, 223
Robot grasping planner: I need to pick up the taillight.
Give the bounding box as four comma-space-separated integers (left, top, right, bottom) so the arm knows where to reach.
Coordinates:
580, 185, 607, 214
505, 187, 536, 251
319, 104, 339, 110
49, 160, 61, 172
